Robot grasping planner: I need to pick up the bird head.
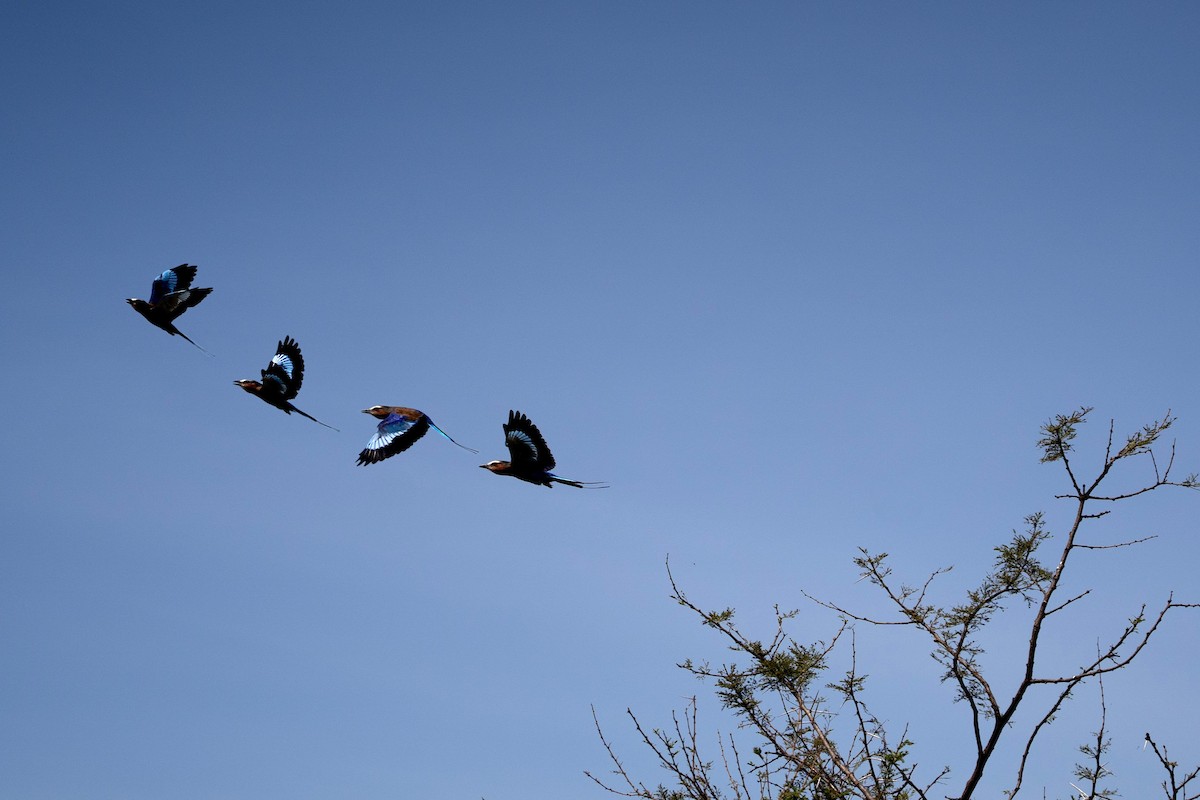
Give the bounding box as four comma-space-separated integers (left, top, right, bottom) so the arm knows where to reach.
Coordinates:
480, 460, 510, 474
234, 379, 263, 394
126, 298, 148, 310
362, 406, 392, 418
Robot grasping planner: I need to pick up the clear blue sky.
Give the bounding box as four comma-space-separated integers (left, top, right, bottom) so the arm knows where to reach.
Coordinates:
2, 3, 1198, 798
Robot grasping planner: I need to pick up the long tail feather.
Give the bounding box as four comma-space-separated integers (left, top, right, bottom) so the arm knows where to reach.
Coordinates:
175, 328, 215, 357
550, 475, 609, 489
428, 420, 479, 453
293, 405, 339, 431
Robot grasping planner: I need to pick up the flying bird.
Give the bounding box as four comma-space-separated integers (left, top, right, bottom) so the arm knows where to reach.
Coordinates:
480, 410, 607, 488
357, 406, 477, 465
126, 264, 213, 354
235, 336, 338, 430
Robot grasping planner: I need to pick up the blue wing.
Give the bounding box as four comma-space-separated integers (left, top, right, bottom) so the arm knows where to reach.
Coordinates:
357, 412, 431, 465
270, 352, 295, 379
503, 411, 555, 470
148, 273, 173, 305
148, 265, 197, 304
260, 337, 305, 400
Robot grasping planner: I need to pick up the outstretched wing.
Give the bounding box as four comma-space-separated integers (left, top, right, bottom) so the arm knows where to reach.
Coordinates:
149, 265, 198, 304
503, 410, 555, 471
261, 336, 305, 400
157, 286, 212, 322
357, 412, 431, 465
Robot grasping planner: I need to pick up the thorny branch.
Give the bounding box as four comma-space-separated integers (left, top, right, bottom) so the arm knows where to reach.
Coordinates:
1145, 732, 1200, 800
590, 410, 1198, 800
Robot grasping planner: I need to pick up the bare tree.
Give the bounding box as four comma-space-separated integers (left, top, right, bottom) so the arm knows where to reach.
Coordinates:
1144, 733, 1200, 800
589, 409, 1198, 800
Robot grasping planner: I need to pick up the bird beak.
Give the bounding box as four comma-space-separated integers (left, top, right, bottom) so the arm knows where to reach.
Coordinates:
361, 408, 373, 414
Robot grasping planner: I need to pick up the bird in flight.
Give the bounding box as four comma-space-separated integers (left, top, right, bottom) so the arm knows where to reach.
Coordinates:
480, 410, 607, 488
357, 406, 477, 465
126, 264, 213, 354
234, 336, 338, 430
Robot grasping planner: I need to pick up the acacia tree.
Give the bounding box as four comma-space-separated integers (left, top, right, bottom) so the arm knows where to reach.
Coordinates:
588, 409, 1199, 800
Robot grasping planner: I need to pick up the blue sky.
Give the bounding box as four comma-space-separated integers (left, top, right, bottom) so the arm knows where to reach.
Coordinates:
2, 3, 1198, 798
